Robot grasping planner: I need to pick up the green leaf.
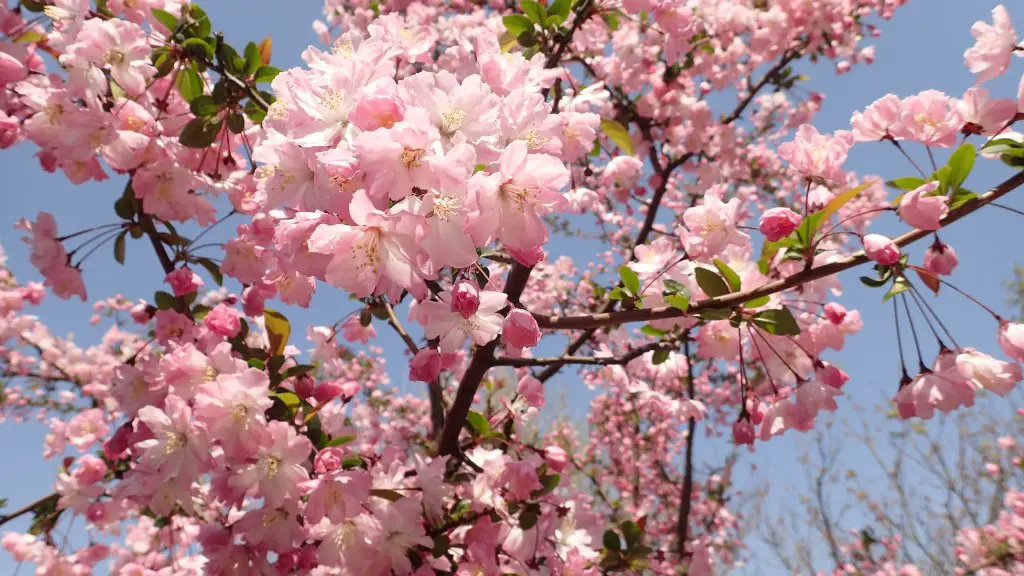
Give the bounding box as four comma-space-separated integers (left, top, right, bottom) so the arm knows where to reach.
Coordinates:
713, 258, 741, 292
181, 37, 214, 61
886, 177, 927, 191
651, 349, 669, 365
548, 0, 571, 25
603, 529, 622, 552
950, 188, 978, 210
263, 308, 291, 356
743, 295, 770, 308
194, 257, 223, 286
621, 520, 642, 549
640, 325, 666, 337
254, 65, 281, 83
516, 31, 537, 47
665, 294, 690, 312
176, 68, 203, 102
600, 118, 633, 155
243, 42, 262, 76
752, 307, 801, 336
947, 143, 976, 190
818, 180, 875, 225
519, 506, 539, 529
341, 456, 363, 469
600, 10, 621, 30
247, 358, 265, 370
113, 231, 127, 265
151, 8, 178, 30
325, 435, 356, 448
694, 267, 730, 298
982, 137, 1024, 157
931, 165, 952, 195
189, 95, 219, 117
795, 211, 824, 246
662, 278, 686, 296
179, 118, 221, 148
503, 14, 533, 35
696, 308, 732, 321
154, 291, 177, 311
533, 473, 560, 496
465, 411, 489, 436
618, 265, 641, 295
860, 275, 888, 288
186, 4, 211, 38
882, 276, 911, 302
272, 391, 301, 409
115, 184, 136, 220
521, 0, 546, 24
432, 535, 451, 558
608, 287, 627, 300
282, 364, 316, 379
227, 113, 245, 134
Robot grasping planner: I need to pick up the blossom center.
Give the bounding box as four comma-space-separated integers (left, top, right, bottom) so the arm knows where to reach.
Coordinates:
440, 107, 466, 135
400, 148, 424, 168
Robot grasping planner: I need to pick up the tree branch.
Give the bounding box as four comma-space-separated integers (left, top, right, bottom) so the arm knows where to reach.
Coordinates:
494, 339, 673, 367
533, 169, 1024, 331
676, 338, 697, 560
0, 492, 58, 529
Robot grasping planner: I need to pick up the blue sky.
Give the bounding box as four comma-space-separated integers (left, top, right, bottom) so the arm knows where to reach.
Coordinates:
2, 1, 1023, 573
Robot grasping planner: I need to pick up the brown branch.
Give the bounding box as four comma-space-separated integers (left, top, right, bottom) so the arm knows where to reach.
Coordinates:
0, 492, 58, 528
533, 169, 1024, 331
676, 338, 697, 560
437, 264, 534, 456
494, 339, 675, 367
381, 300, 445, 437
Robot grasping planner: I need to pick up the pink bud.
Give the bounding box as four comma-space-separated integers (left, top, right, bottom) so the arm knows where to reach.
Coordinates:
450, 282, 481, 319
203, 304, 241, 337
508, 245, 545, 267
817, 362, 850, 389
896, 397, 916, 419
314, 447, 346, 474
349, 77, 405, 131
72, 454, 108, 485
103, 423, 133, 460
130, 302, 152, 324
297, 545, 319, 572
823, 302, 847, 324
543, 446, 568, 472
314, 380, 344, 403
758, 207, 802, 241
863, 234, 900, 265
409, 348, 442, 382
0, 111, 19, 149
517, 375, 545, 408
732, 419, 755, 446
898, 182, 947, 230
165, 267, 204, 297
924, 241, 958, 276
502, 309, 542, 351
998, 321, 1024, 363
749, 400, 766, 425
293, 375, 315, 400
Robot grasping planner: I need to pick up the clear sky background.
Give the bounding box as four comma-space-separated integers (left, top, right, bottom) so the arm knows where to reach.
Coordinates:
2, 1, 1023, 573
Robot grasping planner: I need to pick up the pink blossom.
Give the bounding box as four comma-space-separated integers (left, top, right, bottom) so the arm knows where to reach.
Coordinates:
500, 460, 542, 501
450, 281, 481, 319
306, 470, 372, 524
679, 191, 750, 261
314, 447, 346, 474
66, 409, 109, 451
194, 369, 274, 461
896, 350, 977, 419
165, 267, 204, 297
898, 181, 947, 230
420, 289, 507, 353
998, 321, 1024, 363
863, 234, 900, 265
851, 94, 903, 141
516, 375, 545, 408
924, 240, 959, 275
409, 347, 442, 382
956, 348, 1022, 396
958, 87, 1017, 135
823, 302, 847, 324
893, 90, 962, 147
777, 124, 854, 183
817, 362, 850, 389
135, 395, 210, 479
466, 140, 569, 251
229, 421, 311, 508
203, 304, 241, 337
965, 5, 1019, 85
341, 315, 377, 344
543, 446, 568, 472
601, 155, 644, 189
502, 308, 542, 354
758, 207, 802, 241
62, 19, 156, 95
349, 77, 405, 131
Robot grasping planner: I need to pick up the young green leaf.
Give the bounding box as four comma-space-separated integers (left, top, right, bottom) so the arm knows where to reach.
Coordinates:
818, 180, 876, 225
713, 258, 741, 292
113, 231, 127, 264
885, 177, 927, 191
189, 95, 219, 117
743, 295, 770, 308
151, 8, 178, 30
179, 118, 221, 148
694, 267, 730, 298
882, 276, 911, 302
263, 308, 291, 356
548, 0, 571, 25
154, 291, 177, 311
640, 325, 666, 337
600, 10, 621, 30
618, 265, 641, 295
651, 349, 670, 365
254, 65, 281, 83
599, 118, 633, 155
752, 307, 801, 336
176, 68, 203, 102
521, 0, 546, 24
465, 411, 489, 436
947, 143, 976, 190
664, 294, 690, 312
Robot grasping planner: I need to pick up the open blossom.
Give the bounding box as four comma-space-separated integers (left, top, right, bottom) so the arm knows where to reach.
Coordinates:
409, 347, 442, 382
863, 234, 900, 265
165, 267, 204, 296
965, 5, 1020, 85
956, 348, 1022, 396
419, 289, 507, 353
758, 207, 802, 241
466, 140, 569, 251
517, 375, 544, 408
601, 155, 644, 189
340, 315, 376, 344
893, 90, 962, 147
898, 181, 947, 230
896, 350, 976, 419
62, 18, 156, 95
998, 321, 1024, 363
851, 94, 902, 141
958, 87, 1017, 135
777, 124, 854, 183
679, 191, 749, 261
135, 395, 210, 480
229, 421, 311, 509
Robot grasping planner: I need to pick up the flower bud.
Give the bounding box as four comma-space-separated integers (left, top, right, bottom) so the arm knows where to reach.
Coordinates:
502, 308, 542, 351
758, 207, 802, 241
450, 281, 481, 319
863, 234, 900, 265
314, 446, 346, 474
517, 375, 545, 408
998, 321, 1024, 363
543, 446, 568, 472
823, 302, 847, 325
409, 348, 442, 382
732, 418, 755, 446
924, 240, 958, 276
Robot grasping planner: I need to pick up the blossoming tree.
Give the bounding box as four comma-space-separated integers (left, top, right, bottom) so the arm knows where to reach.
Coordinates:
1, 0, 1024, 573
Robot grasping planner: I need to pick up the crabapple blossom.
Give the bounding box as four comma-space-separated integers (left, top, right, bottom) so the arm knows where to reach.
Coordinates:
863, 234, 901, 265
898, 181, 948, 230
965, 5, 1020, 84
925, 240, 959, 275
758, 207, 802, 241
